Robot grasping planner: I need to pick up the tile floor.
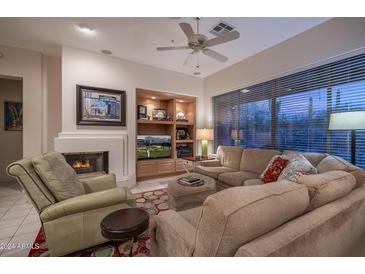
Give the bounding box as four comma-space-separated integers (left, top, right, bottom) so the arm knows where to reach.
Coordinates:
0, 175, 176, 257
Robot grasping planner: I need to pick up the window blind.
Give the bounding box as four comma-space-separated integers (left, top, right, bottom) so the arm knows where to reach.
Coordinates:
213, 52, 365, 168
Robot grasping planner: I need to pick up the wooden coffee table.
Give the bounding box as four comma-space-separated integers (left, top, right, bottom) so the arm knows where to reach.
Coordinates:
100, 208, 150, 256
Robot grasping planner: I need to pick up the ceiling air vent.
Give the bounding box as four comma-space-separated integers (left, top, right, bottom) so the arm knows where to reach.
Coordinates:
209, 21, 235, 36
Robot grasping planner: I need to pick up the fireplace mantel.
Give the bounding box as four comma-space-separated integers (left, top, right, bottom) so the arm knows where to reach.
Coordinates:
54, 132, 133, 187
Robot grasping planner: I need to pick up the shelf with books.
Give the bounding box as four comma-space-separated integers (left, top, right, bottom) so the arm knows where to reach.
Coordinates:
175, 139, 195, 143
137, 119, 174, 125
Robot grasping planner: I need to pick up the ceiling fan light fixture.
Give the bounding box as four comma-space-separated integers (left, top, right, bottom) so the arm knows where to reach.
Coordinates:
156, 18, 240, 72
77, 23, 94, 34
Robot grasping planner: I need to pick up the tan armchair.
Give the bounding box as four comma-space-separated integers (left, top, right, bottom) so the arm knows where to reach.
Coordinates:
7, 157, 136, 256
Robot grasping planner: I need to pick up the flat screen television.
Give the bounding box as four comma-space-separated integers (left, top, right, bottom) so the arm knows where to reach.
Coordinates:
137, 135, 172, 160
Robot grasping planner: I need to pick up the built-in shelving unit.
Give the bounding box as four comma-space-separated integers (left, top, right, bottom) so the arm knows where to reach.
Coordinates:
136, 88, 196, 181
175, 140, 195, 143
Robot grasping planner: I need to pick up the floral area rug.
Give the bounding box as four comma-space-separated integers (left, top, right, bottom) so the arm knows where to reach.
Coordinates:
28, 188, 168, 257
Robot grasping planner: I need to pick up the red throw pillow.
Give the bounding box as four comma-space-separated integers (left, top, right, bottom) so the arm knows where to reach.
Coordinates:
261, 156, 289, 183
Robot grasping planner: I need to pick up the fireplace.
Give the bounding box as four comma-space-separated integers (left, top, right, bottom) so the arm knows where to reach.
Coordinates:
63, 151, 109, 174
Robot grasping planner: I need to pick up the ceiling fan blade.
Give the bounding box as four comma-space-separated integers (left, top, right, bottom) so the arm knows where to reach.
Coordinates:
205, 31, 240, 47
156, 46, 190, 51
183, 51, 197, 66
179, 22, 197, 42
202, 49, 228, 63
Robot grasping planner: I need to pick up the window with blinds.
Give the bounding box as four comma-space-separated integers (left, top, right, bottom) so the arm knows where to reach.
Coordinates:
213, 52, 365, 168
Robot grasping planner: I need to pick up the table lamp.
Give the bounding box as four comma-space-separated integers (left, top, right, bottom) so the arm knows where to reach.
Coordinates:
196, 128, 214, 157
329, 111, 365, 164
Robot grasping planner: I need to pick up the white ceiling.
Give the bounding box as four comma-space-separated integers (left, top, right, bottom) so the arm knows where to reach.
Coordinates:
0, 17, 330, 77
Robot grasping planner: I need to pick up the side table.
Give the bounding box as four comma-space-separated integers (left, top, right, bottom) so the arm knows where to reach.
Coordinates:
100, 208, 149, 256
181, 156, 216, 173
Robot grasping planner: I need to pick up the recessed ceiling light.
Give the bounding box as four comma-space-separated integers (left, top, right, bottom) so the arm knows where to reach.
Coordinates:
179, 100, 184, 103
151, 96, 156, 99
240, 89, 250, 93
193, 72, 201, 76
77, 23, 94, 33
101, 49, 112, 55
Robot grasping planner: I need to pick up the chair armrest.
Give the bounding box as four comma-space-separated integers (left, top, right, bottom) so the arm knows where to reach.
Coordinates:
79, 174, 117, 193
40, 187, 133, 222
149, 210, 196, 256
199, 160, 221, 167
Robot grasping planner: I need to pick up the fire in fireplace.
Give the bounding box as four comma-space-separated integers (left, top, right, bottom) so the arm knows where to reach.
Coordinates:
63, 151, 109, 174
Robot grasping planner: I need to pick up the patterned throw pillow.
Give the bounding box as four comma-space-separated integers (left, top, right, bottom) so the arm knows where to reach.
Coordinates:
261, 155, 289, 183
278, 154, 318, 182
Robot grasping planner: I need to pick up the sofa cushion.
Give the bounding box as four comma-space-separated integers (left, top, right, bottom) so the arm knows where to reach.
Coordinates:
317, 155, 365, 188
240, 148, 281, 174
278, 154, 317, 182
194, 165, 236, 179
218, 171, 260, 187
179, 207, 202, 228
282, 150, 327, 167
243, 179, 264, 186
234, 187, 365, 257
297, 170, 356, 211
261, 155, 289, 183
32, 152, 85, 201
199, 159, 221, 167
193, 181, 309, 256
216, 146, 243, 170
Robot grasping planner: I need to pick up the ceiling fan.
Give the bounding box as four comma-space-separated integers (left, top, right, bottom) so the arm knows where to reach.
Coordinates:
156, 18, 240, 68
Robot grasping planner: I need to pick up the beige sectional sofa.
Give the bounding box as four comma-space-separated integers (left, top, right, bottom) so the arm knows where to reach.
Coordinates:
194, 146, 364, 190
150, 146, 365, 256
194, 146, 281, 189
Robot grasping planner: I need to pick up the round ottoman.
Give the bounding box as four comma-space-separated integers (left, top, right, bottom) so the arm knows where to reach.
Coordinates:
167, 172, 216, 211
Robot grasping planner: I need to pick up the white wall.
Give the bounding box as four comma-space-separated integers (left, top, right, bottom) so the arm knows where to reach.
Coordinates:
204, 18, 365, 130
0, 78, 22, 183
0, 45, 62, 157
59, 46, 204, 183
42, 56, 62, 151
0, 45, 42, 156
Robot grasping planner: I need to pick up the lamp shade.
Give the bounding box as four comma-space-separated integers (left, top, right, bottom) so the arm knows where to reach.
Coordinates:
329, 111, 365, 130
196, 128, 214, 140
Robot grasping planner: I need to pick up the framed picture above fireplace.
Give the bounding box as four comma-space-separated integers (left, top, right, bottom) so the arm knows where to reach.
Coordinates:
76, 85, 126, 126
